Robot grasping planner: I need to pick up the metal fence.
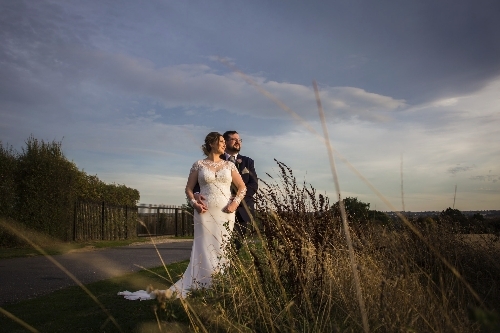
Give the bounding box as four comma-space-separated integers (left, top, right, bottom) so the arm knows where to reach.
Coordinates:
136, 204, 194, 237
72, 202, 193, 241
73, 201, 138, 241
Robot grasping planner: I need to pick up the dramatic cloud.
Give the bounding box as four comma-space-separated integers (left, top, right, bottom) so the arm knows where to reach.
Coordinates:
1, 0, 500, 210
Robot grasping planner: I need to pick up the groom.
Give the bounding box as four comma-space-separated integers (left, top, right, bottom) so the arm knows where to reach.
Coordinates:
194, 130, 258, 250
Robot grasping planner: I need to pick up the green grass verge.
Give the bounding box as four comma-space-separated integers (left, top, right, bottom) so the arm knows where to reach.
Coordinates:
0, 261, 190, 333
0, 236, 194, 260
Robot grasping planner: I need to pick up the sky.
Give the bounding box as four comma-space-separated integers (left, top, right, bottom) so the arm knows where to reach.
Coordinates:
1, 0, 499, 211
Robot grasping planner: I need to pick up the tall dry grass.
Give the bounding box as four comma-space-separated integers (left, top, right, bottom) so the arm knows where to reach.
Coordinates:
154, 161, 499, 333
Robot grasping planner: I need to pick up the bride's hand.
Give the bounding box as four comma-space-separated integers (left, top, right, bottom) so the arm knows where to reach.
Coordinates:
225, 201, 239, 214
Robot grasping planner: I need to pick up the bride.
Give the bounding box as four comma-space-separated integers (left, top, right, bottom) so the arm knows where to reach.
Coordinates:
119, 132, 246, 300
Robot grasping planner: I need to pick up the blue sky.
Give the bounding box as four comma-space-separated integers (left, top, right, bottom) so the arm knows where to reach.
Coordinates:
1, 0, 499, 211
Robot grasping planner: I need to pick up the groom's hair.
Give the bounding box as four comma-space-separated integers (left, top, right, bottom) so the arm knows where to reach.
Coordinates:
223, 130, 238, 141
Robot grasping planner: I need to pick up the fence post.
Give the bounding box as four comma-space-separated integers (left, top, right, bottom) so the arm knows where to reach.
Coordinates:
181, 207, 186, 236
175, 208, 179, 237
157, 206, 160, 236
101, 201, 105, 240
148, 204, 152, 236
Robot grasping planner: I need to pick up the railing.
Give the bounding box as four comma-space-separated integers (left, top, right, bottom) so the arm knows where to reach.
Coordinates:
136, 204, 194, 237
73, 201, 138, 241
72, 202, 193, 241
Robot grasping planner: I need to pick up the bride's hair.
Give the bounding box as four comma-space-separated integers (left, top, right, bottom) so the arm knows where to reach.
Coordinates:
202, 132, 223, 156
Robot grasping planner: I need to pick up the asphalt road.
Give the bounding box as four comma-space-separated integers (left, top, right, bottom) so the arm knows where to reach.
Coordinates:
0, 240, 193, 306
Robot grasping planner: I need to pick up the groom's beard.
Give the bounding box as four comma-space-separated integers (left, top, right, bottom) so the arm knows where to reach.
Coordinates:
226, 146, 240, 155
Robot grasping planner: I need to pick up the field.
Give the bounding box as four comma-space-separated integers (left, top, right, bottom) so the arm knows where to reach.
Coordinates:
1, 161, 500, 332
1, 227, 498, 332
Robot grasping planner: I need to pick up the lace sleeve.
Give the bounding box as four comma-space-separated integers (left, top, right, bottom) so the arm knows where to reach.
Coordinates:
189, 161, 200, 175
233, 186, 247, 205
230, 161, 247, 204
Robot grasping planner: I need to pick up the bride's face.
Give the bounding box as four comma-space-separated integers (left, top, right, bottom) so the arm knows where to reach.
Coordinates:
211, 136, 226, 155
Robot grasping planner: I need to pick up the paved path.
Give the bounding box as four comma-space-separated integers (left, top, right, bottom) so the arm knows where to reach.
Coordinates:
0, 240, 193, 306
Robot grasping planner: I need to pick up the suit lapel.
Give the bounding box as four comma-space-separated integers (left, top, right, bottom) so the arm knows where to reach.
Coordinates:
238, 155, 248, 173
235, 154, 241, 171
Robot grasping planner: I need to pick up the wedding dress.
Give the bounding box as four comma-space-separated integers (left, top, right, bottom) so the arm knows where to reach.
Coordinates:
119, 159, 245, 300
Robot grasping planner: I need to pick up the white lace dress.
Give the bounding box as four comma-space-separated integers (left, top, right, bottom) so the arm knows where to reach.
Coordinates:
168, 159, 245, 297
118, 159, 245, 300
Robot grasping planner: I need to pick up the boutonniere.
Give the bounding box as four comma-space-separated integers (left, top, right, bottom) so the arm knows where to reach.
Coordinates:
236, 158, 242, 164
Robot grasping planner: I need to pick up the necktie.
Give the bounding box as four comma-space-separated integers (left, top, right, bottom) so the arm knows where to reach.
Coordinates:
229, 156, 236, 163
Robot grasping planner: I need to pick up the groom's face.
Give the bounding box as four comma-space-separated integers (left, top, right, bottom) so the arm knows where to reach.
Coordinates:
225, 133, 241, 154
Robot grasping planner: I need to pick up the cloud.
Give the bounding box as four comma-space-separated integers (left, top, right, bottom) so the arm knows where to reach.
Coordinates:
64, 49, 406, 121
1, 28, 408, 125
470, 175, 500, 183
241, 73, 500, 211
447, 165, 476, 175
145, 109, 161, 119
475, 188, 500, 192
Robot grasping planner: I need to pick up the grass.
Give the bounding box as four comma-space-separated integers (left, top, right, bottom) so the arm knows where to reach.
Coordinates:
0, 236, 193, 259
149, 162, 500, 333
2, 227, 499, 332
1, 163, 500, 332
0, 261, 191, 333
1, 174, 500, 332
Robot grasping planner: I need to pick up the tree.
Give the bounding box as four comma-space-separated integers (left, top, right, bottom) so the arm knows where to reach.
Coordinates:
370, 210, 391, 225
471, 213, 484, 222
332, 197, 370, 223
0, 142, 17, 218
440, 207, 467, 224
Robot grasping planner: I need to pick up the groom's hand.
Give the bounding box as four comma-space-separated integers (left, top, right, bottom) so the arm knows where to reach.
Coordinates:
194, 203, 208, 214
225, 200, 239, 214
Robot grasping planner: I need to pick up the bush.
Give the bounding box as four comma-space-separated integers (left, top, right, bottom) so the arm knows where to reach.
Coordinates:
0, 136, 140, 245
14, 136, 79, 240
0, 143, 17, 219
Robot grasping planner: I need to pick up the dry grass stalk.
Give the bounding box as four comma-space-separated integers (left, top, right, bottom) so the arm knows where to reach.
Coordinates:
314, 79, 370, 333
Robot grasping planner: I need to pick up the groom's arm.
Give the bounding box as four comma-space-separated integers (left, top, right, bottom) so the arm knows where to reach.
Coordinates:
244, 158, 258, 199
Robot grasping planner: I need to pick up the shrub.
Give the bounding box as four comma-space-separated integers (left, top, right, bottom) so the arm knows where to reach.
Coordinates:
0, 136, 140, 245
14, 136, 79, 240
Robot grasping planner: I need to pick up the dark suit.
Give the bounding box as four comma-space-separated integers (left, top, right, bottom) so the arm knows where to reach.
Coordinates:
231, 154, 258, 230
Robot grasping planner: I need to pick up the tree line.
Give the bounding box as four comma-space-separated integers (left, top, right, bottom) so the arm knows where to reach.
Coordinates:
331, 197, 500, 234
0, 136, 140, 246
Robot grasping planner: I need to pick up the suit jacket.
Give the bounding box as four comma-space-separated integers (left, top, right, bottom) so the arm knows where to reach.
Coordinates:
232, 154, 258, 222
193, 154, 258, 222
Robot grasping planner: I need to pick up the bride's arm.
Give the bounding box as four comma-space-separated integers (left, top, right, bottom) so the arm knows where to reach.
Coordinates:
226, 169, 246, 213
186, 164, 207, 214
